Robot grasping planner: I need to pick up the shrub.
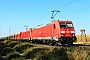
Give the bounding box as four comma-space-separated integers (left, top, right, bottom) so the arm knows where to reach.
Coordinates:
14, 42, 34, 53
8, 41, 19, 48
0, 55, 2, 59
11, 57, 25, 60
7, 52, 21, 60
0, 47, 14, 56
47, 48, 69, 60
25, 48, 48, 59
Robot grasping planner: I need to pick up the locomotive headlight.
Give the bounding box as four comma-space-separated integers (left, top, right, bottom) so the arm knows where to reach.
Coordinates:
61, 34, 64, 36
72, 34, 75, 36
71, 31, 75, 33
61, 31, 65, 33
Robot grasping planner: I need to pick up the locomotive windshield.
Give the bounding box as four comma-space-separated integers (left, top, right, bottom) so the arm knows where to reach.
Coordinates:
60, 22, 73, 28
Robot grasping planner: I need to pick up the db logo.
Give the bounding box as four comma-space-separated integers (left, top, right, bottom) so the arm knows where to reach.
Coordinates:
66, 31, 69, 33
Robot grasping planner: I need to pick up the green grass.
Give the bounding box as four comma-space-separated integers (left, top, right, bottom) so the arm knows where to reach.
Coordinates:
0, 40, 90, 60
14, 42, 34, 53
11, 57, 25, 60
24, 48, 49, 60
7, 52, 21, 60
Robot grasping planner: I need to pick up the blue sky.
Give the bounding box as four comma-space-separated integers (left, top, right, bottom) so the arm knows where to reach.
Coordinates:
0, 0, 90, 37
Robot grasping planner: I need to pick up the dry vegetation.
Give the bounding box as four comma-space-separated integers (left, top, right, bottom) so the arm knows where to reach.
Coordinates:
75, 35, 90, 44
0, 38, 90, 60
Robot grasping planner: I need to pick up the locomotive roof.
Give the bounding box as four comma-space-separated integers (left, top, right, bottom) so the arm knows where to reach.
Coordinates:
30, 20, 72, 30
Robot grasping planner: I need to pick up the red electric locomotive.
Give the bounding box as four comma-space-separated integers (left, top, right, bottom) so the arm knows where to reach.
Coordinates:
21, 30, 31, 41
30, 20, 76, 45
14, 32, 21, 41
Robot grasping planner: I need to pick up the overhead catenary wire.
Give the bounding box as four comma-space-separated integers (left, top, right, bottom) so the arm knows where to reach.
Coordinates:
61, 7, 90, 18
31, 0, 76, 25
32, 12, 51, 23
58, 0, 75, 9
50, 0, 75, 21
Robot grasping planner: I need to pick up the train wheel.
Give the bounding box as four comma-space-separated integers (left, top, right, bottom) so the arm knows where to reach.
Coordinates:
48, 40, 52, 46
32, 40, 35, 43
61, 41, 65, 46
68, 42, 73, 45
55, 42, 59, 46
46, 40, 49, 45
49, 42, 53, 46
49, 41, 56, 46
68, 39, 73, 46
68, 42, 72, 46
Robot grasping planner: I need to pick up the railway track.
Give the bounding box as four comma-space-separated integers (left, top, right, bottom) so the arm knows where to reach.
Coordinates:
1, 39, 90, 49
28, 41, 90, 49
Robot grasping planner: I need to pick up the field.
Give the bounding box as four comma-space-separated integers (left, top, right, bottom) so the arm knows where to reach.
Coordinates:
0, 35, 90, 60
75, 35, 90, 44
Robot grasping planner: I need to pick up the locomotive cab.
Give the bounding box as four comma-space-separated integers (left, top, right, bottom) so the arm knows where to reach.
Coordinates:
58, 20, 77, 45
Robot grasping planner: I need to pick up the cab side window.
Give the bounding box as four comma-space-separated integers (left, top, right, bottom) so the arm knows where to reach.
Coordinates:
54, 24, 55, 28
